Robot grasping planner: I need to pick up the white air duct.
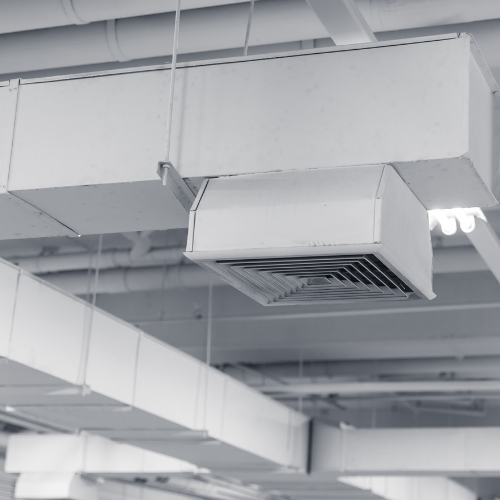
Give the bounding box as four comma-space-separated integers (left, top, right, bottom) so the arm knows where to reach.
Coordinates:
0, 33, 495, 241
0, 258, 308, 472
15, 473, 97, 500
186, 165, 434, 305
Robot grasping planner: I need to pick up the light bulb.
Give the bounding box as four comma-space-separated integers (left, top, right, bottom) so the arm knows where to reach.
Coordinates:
453, 208, 475, 233
434, 211, 457, 235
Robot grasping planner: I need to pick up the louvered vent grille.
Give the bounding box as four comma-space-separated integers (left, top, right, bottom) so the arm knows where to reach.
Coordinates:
215, 255, 415, 305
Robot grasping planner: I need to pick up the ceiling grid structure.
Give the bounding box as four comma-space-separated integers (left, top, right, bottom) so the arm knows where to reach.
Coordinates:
1, 1, 500, 500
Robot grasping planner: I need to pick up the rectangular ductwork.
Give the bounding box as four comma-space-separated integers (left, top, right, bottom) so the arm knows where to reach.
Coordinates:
15, 473, 97, 500
0, 33, 496, 239
0, 258, 308, 473
185, 165, 434, 305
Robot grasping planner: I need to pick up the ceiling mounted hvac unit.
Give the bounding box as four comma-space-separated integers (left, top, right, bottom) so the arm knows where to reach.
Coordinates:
185, 165, 434, 306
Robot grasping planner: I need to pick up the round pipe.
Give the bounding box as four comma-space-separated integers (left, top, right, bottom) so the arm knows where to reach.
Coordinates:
41, 264, 225, 294
2, 1, 500, 75
0, 0, 252, 35
14, 247, 187, 274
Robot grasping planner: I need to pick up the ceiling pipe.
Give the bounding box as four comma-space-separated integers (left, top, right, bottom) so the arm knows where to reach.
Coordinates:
13, 247, 187, 274
221, 355, 500, 380
257, 379, 500, 395
0, 0, 252, 35
41, 264, 224, 295
2, 1, 500, 76
1, 0, 500, 37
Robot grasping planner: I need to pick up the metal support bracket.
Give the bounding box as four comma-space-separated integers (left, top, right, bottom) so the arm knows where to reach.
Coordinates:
306, 0, 376, 46
157, 161, 196, 212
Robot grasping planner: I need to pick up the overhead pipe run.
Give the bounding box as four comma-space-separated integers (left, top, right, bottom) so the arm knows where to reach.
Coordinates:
13, 247, 187, 274
221, 355, 500, 381
0, 0, 253, 35
2, 1, 500, 76
41, 265, 224, 295
1, 0, 500, 39
257, 379, 500, 396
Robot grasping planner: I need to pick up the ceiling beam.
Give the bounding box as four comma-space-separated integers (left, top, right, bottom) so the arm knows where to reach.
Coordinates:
306, 0, 376, 45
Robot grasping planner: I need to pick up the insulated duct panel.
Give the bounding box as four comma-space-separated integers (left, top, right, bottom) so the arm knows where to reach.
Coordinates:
0, 33, 496, 239
0, 258, 308, 473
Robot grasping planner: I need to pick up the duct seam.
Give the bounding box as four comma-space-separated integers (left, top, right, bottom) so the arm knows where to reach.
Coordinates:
106, 20, 130, 62
60, 0, 87, 25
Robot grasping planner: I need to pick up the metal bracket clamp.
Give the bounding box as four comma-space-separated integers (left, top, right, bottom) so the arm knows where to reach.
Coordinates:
157, 161, 196, 212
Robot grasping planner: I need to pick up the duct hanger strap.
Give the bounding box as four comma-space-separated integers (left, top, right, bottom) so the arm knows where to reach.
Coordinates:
0, 80, 79, 237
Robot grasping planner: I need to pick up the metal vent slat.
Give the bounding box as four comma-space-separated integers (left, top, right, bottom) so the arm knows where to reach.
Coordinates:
216, 254, 414, 305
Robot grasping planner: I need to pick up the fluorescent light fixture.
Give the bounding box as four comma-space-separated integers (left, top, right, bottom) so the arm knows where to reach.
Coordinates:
428, 208, 486, 235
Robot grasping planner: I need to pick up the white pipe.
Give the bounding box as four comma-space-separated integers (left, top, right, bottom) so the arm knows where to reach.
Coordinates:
2, 0, 500, 36
14, 247, 187, 274
2, 1, 500, 75
222, 356, 500, 379
258, 379, 500, 395
0, 1, 252, 34
41, 265, 224, 294
0, 1, 325, 74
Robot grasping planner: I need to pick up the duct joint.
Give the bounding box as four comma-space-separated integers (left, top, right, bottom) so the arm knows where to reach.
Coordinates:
105, 19, 130, 63
60, 0, 87, 26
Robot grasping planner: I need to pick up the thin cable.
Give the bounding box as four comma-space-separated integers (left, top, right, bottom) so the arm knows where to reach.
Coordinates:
243, 0, 255, 56
78, 234, 103, 389
202, 275, 213, 433
206, 276, 213, 367
298, 351, 304, 413
163, 0, 182, 185
91, 234, 103, 309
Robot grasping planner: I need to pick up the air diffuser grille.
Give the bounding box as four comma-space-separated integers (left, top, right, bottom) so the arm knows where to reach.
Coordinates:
214, 255, 415, 305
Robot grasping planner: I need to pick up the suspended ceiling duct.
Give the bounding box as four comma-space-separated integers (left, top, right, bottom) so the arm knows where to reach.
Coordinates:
5, 434, 204, 475
0, 258, 308, 472
0, 34, 496, 240
338, 477, 475, 500
14, 473, 97, 500
311, 422, 500, 475
187, 165, 434, 304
